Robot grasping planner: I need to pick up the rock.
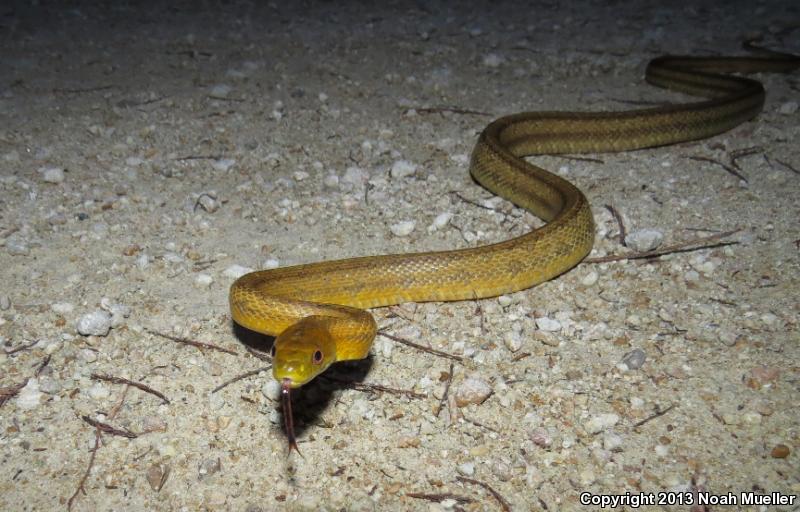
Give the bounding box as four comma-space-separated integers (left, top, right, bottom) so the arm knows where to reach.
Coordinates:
454, 377, 492, 407
76, 310, 113, 336
390, 159, 417, 178
625, 228, 664, 252
585, 413, 619, 434
620, 348, 646, 370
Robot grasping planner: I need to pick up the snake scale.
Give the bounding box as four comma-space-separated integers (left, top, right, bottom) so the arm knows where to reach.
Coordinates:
229, 42, 798, 451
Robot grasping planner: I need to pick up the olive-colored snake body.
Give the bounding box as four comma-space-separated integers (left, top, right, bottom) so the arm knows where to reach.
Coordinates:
229, 44, 798, 449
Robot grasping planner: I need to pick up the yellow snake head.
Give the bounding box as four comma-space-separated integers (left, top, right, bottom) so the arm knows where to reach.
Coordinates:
272, 316, 337, 388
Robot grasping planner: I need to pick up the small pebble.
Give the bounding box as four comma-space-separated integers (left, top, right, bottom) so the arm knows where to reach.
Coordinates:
16, 379, 43, 410
581, 270, 598, 286
209, 84, 232, 97
38, 375, 62, 394
293, 170, 309, 181
529, 427, 552, 448
0, 295, 10, 310
87, 383, 110, 400
770, 444, 790, 458
342, 166, 367, 185
195, 274, 213, 287
482, 53, 504, 67
40, 166, 65, 184
212, 158, 235, 172
454, 377, 492, 407
199, 458, 222, 479
625, 228, 664, 252
585, 413, 620, 434
429, 212, 452, 231
323, 174, 339, 188
390, 220, 415, 237
456, 462, 475, 476
146, 463, 170, 492
262, 379, 281, 401
619, 348, 646, 370
390, 159, 417, 178
51, 302, 74, 314
603, 431, 623, 451
196, 194, 219, 213
76, 310, 113, 336
535, 316, 561, 332
6, 237, 29, 256
503, 331, 522, 352
778, 101, 798, 115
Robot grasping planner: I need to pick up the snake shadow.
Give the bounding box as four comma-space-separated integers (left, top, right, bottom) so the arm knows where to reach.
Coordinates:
231, 322, 375, 443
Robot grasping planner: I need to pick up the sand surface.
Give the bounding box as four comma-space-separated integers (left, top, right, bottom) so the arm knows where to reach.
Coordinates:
1, 1, 798, 510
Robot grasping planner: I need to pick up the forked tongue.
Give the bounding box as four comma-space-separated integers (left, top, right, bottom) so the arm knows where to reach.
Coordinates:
281, 378, 302, 456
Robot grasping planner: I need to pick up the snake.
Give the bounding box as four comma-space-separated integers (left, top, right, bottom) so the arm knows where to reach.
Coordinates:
229, 42, 799, 452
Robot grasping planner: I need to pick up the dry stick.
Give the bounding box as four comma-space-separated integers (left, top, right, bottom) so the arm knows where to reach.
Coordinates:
91, 373, 170, 404
4, 339, 38, 355
412, 106, 491, 116
145, 328, 238, 356
405, 492, 475, 504
604, 204, 627, 246
686, 155, 748, 182
378, 330, 464, 363
448, 190, 498, 211
244, 345, 272, 362
773, 157, 800, 175
80, 415, 138, 439
584, 229, 740, 264
456, 476, 512, 512
633, 403, 676, 429
321, 375, 427, 399
435, 362, 455, 418
212, 366, 271, 394
729, 146, 763, 171
68, 386, 130, 511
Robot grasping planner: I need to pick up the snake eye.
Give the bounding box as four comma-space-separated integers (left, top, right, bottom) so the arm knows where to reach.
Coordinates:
312, 350, 323, 365
270, 345, 276, 358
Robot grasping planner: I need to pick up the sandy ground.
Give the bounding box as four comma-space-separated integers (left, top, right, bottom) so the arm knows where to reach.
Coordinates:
1, 1, 798, 510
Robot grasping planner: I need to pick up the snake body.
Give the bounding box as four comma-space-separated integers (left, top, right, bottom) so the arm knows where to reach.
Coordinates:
230, 45, 799, 393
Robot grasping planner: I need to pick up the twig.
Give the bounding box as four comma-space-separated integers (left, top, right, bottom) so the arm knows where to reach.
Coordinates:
173, 154, 225, 161
584, 229, 740, 264
80, 415, 138, 438
729, 146, 763, 171
772, 157, 800, 175
448, 190, 498, 211
410, 106, 491, 116
435, 362, 455, 417
456, 476, 512, 512
69, 386, 130, 510
604, 204, 627, 246
406, 491, 475, 504
321, 375, 427, 399
68, 428, 101, 510
53, 85, 115, 94
244, 345, 272, 362
378, 330, 464, 363
687, 155, 748, 182
632, 403, 676, 429
145, 328, 238, 356
91, 373, 170, 404
4, 339, 38, 355
212, 366, 271, 394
